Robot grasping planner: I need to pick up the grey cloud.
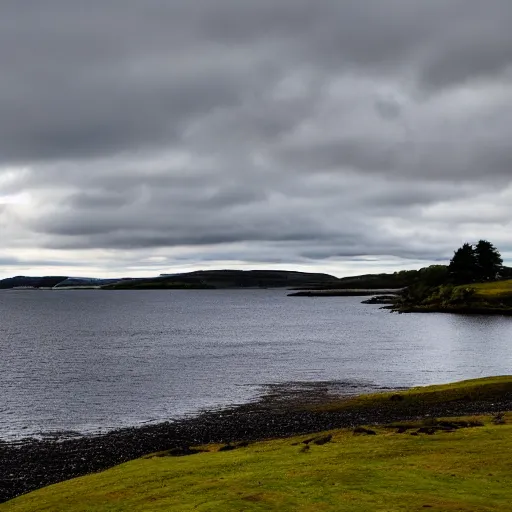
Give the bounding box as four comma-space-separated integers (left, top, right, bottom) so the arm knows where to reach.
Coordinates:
0, 256, 77, 268
65, 191, 136, 210
418, 6, 512, 91
2, 1, 512, 163
1, 58, 247, 162
374, 95, 404, 121
278, 139, 401, 174
1, 0, 512, 275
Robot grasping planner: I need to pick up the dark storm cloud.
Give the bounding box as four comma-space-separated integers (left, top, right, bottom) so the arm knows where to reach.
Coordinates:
1, 0, 512, 273
2, 0, 511, 163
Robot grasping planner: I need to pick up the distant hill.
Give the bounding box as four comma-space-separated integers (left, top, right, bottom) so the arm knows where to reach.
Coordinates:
103, 270, 340, 290
294, 267, 446, 291
0, 276, 68, 289
54, 277, 126, 288
0, 276, 125, 289
2, 266, 510, 291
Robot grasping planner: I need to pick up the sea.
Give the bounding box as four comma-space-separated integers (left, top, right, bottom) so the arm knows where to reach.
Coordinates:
1, 289, 510, 440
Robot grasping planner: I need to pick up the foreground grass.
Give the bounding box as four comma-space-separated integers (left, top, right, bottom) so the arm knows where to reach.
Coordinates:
4, 417, 511, 512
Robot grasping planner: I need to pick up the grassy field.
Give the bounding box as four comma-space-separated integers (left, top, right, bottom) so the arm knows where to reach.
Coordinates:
461, 279, 512, 299
4, 377, 511, 512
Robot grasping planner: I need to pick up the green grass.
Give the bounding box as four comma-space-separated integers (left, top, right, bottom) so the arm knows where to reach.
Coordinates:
313, 375, 512, 412
4, 416, 511, 512
459, 279, 512, 299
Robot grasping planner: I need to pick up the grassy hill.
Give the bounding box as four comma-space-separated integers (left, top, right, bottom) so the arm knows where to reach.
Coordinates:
103, 267, 458, 291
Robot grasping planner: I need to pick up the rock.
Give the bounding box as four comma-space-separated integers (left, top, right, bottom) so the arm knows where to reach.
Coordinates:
167, 446, 201, 457
437, 421, 460, 430
353, 427, 376, 435
492, 412, 506, 425
218, 444, 236, 452
313, 435, 332, 445
417, 427, 436, 435
361, 295, 397, 305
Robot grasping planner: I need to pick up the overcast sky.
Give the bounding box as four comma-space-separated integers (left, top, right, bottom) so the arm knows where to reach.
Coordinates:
1, 0, 511, 278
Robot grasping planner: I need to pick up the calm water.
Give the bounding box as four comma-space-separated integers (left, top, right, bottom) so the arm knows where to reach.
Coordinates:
1, 290, 511, 440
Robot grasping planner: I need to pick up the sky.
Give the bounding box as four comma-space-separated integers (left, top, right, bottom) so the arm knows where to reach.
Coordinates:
1, 0, 512, 279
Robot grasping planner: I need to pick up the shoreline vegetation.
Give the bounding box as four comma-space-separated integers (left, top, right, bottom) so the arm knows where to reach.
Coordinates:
1, 376, 511, 508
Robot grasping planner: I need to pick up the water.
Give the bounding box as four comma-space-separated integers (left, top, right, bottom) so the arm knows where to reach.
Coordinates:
0, 289, 511, 440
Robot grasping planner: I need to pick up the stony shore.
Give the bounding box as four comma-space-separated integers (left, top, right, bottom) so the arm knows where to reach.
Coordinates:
394, 305, 512, 315
1, 387, 511, 504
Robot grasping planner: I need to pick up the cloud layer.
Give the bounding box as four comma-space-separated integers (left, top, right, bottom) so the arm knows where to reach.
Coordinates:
1, 1, 512, 277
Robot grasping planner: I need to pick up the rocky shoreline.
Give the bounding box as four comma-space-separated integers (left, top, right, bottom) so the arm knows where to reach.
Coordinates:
393, 305, 512, 315
2, 387, 512, 504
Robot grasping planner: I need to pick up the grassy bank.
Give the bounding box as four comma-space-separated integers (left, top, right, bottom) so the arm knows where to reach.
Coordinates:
3, 377, 512, 511
4, 415, 511, 512
395, 279, 512, 314
462, 279, 512, 299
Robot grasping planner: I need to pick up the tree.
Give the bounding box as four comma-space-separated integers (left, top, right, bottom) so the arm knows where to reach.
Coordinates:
474, 240, 503, 281
448, 243, 478, 284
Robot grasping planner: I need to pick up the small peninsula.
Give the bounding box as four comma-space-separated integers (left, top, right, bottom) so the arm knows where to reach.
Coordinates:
286, 240, 512, 316
391, 240, 512, 315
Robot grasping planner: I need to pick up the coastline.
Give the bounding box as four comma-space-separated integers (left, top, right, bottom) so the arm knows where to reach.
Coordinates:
2, 377, 511, 504
391, 305, 512, 316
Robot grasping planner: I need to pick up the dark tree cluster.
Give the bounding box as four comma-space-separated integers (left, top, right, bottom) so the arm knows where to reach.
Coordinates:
448, 240, 503, 284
